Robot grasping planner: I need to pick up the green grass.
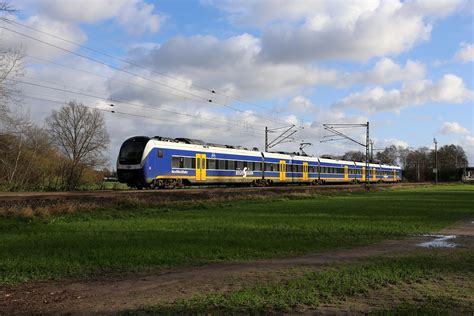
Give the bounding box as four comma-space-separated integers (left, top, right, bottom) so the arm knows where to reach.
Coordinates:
0, 184, 473, 284
136, 250, 474, 314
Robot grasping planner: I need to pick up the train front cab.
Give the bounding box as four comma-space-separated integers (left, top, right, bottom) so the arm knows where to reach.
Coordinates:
117, 136, 150, 189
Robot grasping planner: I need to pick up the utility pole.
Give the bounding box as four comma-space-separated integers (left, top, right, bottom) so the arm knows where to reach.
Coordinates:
370, 139, 374, 162
321, 122, 370, 187
366, 122, 370, 186
265, 127, 268, 152
417, 161, 420, 182
264, 125, 299, 152
433, 138, 438, 184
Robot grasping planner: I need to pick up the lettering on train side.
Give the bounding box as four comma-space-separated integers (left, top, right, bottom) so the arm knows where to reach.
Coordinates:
236, 167, 253, 177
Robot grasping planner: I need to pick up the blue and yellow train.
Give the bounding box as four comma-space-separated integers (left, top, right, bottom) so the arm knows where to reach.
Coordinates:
117, 136, 402, 189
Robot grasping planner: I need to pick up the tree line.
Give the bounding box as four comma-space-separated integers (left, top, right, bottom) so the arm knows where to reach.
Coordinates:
1, 0, 469, 190
0, 100, 111, 191
1, 43, 110, 190
339, 144, 469, 182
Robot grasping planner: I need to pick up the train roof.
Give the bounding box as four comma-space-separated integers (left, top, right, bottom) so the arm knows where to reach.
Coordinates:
138, 136, 401, 169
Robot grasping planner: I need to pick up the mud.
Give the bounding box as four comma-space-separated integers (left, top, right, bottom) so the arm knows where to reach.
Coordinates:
1, 219, 472, 315
417, 235, 458, 248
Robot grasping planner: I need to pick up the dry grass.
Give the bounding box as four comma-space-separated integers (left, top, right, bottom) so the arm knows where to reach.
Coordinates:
0, 192, 323, 218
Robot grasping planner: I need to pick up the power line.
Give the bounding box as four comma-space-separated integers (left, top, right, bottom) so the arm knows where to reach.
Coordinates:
24, 54, 195, 102
0, 25, 214, 102
1, 16, 278, 114
16, 92, 265, 137
24, 54, 273, 127
0, 19, 288, 125
8, 78, 267, 132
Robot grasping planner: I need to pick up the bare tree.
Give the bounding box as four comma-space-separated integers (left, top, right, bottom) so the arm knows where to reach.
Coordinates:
0, 1, 16, 13
0, 49, 23, 113
46, 101, 110, 189
340, 150, 365, 162
0, 1, 24, 121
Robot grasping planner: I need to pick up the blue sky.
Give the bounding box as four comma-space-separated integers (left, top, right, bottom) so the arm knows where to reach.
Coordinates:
3, 0, 473, 164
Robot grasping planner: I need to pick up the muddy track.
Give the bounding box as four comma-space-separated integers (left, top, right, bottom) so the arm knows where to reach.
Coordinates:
1, 220, 472, 315
0, 183, 427, 202
0, 183, 429, 210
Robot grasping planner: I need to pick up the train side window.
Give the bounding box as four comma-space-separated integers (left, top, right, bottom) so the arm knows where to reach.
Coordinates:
227, 160, 235, 170
236, 161, 244, 170
184, 157, 193, 169
218, 159, 226, 170
208, 159, 217, 170
254, 162, 260, 171
171, 157, 180, 168
157, 149, 164, 158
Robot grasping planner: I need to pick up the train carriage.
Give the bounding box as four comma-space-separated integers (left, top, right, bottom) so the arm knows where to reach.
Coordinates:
117, 136, 402, 189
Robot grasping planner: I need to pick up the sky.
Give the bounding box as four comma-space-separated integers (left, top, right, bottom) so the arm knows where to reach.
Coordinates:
1, 0, 473, 166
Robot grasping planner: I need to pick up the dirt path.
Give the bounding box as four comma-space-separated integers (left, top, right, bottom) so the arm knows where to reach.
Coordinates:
1, 220, 472, 315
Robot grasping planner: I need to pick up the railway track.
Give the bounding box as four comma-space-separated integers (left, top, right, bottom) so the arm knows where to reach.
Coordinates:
0, 182, 428, 203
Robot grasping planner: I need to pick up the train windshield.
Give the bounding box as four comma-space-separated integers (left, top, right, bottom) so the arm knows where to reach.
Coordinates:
118, 137, 149, 165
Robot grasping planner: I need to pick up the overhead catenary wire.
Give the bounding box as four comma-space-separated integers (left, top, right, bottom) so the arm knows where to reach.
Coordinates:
0, 22, 288, 126
1, 16, 279, 114
24, 54, 195, 102
7, 77, 267, 132
15, 92, 265, 138
24, 55, 272, 129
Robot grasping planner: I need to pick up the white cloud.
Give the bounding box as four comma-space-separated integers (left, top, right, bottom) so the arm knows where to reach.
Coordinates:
464, 135, 474, 164
454, 42, 474, 63
212, 0, 464, 62
334, 74, 473, 113
0, 14, 87, 59
342, 58, 426, 86
127, 33, 339, 101
380, 138, 409, 148
287, 96, 315, 113
440, 121, 470, 135
17, 0, 166, 34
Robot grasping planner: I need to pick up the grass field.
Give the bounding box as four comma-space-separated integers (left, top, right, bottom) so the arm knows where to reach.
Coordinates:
0, 184, 473, 284
140, 249, 473, 314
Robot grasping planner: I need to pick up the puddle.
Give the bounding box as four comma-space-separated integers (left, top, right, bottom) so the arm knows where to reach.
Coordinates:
417, 235, 458, 248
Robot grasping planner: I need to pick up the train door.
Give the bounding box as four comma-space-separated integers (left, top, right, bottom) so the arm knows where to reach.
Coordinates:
362, 167, 366, 181
279, 160, 286, 181
195, 153, 207, 181
393, 169, 397, 181
372, 168, 376, 181
303, 162, 308, 181
344, 165, 349, 181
